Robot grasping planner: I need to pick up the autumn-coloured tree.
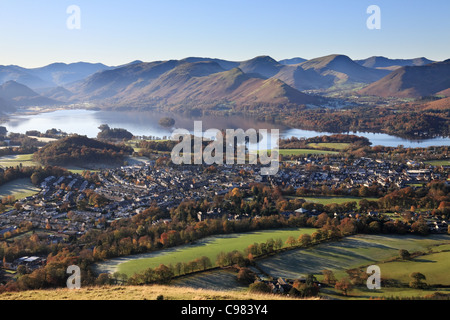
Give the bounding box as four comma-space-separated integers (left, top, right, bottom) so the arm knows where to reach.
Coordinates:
322, 270, 337, 285
237, 268, 256, 285
298, 233, 312, 247
285, 236, 297, 247
335, 278, 353, 296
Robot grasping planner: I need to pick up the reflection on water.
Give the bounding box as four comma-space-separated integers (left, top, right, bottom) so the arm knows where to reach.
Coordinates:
3, 109, 450, 148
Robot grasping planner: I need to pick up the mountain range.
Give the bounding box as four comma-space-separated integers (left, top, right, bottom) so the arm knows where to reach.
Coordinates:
0, 81, 59, 109
355, 57, 435, 70
0, 62, 111, 90
0, 55, 448, 113
359, 59, 450, 98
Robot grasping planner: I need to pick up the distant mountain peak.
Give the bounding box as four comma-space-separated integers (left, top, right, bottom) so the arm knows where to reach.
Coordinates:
359, 59, 450, 98
356, 56, 435, 69
278, 57, 307, 65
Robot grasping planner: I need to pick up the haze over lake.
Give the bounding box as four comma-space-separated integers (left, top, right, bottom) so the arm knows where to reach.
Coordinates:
3, 109, 449, 148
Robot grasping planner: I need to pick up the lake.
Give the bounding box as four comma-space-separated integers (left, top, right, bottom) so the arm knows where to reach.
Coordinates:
2, 109, 449, 148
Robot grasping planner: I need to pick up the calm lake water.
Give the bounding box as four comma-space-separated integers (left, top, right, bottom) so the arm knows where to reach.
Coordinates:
3, 109, 449, 148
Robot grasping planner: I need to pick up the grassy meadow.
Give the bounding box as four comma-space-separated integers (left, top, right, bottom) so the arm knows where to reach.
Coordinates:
0, 178, 40, 200
278, 149, 339, 156
171, 234, 450, 299
256, 234, 450, 281
95, 228, 316, 277
306, 142, 350, 151
297, 196, 379, 206
0, 154, 38, 168
425, 159, 450, 166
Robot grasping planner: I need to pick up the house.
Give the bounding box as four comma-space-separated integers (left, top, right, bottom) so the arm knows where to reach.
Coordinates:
295, 208, 309, 215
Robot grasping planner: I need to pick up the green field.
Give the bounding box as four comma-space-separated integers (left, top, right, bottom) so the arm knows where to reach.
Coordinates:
96, 228, 316, 277
0, 153, 123, 174
376, 245, 450, 286
278, 149, 339, 156
425, 159, 450, 166
321, 285, 450, 300
256, 234, 450, 281
0, 154, 38, 168
306, 143, 350, 151
0, 178, 40, 200
170, 233, 450, 298
291, 196, 379, 207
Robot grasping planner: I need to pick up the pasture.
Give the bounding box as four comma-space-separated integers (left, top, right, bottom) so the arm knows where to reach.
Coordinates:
0, 178, 40, 200
425, 159, 450, 166
278, 149, 339, 156
0, 154, 38, 168
306, 142, 350, 151
96, 228, 316, 277
375, 244, 450, 286
255, 234, 450, 280
298, 196, 379, 206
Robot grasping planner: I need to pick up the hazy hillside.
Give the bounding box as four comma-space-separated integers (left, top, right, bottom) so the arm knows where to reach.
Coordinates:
0, 65, 52, 89
273, 64, 335, 91
0, 97, 15, 113
0, 62, 111, 89
40, 86, 74, 101
237, 56, 284, 78
2, 54, 444, 111
0, 80, 59, 107
298, 54, 390, 86
28, 62, 112, 87
356, 56, 435, 70
278, 57, 307, 65
70, 60, 320, 109
181, 57, 240, 70
359, 59, 450, 98
69, 60, 181, 101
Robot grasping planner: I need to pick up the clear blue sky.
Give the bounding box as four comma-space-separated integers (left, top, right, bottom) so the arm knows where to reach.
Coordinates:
0, 0, 449, 67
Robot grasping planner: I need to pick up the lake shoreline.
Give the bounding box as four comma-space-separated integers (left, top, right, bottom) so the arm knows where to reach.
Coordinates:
2, 108, 449, 148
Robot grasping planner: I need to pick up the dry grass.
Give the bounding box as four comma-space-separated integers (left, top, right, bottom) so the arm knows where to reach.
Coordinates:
0, 285, 316, 301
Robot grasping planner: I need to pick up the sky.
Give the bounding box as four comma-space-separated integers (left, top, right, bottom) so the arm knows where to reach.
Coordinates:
0, 0, 449, 67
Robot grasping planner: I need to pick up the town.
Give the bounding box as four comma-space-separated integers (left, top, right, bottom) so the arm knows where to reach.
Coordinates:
0, 153, 447, 248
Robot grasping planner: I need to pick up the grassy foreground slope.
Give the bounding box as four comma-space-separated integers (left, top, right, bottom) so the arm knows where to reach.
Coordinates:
0, 285, 310, 300
111, 228, 315, 277
0, 178, 40, 200
257, 234, 450, 280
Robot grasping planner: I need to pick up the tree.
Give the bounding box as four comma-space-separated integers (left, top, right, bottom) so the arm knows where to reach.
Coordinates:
17, 265, 27, 276
368, 221, 381, 233
285, 236, 297, 247
96, 273, 113, 286
237, 268, 256, 285
399, 249, 411, 260
248, 281, 272, 294
158, 117, 175, 128
154, 264, 174, 284
409, 272, 427, 289
335, 278, 353, 296
411, 219, 429, 235
322, 270, 337, 285
298, 233, 312, 247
